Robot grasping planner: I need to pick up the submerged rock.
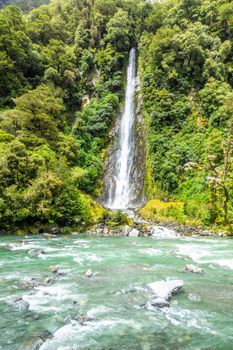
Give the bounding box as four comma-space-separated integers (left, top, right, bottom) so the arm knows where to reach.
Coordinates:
28, 248, 45, 257
20, 277, 38, 289
85, 269, 93, 278
10, 296, 29, 311
128, 228, 140, 237
147, 280, 183, 300
184, 264, 204, 274
20, 330, 52, 350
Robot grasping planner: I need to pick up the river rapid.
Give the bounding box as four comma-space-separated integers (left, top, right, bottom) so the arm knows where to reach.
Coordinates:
0, 234, 233, 350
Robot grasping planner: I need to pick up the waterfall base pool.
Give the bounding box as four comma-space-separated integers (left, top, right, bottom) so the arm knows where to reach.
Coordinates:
0, 234, 233, 349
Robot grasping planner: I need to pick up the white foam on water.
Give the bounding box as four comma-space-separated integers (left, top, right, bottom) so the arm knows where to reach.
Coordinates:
139, 248, 163, 256
40, 318, 141, 350
23, 284, 77, 312
214, 259, 233, 270
175, 244, 212, 264
152, 226, 180, 238
9, 243, 42, 251
164, 307, 216, 334
87, 305, 113, 317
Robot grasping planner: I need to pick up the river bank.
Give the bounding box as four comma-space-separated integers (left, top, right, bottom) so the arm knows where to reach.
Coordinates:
0, 205, 229, 238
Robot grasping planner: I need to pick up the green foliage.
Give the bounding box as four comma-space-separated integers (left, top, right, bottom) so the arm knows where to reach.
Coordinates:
1, 0, 233, 232
140, 0, 233, 229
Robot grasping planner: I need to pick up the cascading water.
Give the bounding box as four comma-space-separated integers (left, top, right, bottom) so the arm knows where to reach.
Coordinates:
107, 48, 136, 209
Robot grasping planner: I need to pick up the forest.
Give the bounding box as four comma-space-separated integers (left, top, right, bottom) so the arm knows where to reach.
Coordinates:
0, 0, 232, 233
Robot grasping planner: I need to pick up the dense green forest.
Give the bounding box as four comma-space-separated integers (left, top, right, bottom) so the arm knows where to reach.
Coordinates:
0, 0, 232, 233
0, 0, 49, 11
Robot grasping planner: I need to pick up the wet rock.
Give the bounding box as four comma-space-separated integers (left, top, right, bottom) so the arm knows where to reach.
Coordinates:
102, 226, 110, 235
85, 269, 93, 278
147, 297, 170, 308
122, 225, 131, 236
20, 331, 52, 350
10, 296, 30, 311
47, 225, 60, 235
28, 248, 45, 257
15, 229, 27, 236
128, 228, 140, 237
184, 264, 204, 274
218, 232, 225, 237
43, 276, 54, 285
74, 314, 94, 324
43, 233, 57, 239
57, 270, 65, 276
20, 277, 38, 289
147, 280, 183, 300
200, 230, 213, 236
49, 265, 59, 273
71, 231, 79, 236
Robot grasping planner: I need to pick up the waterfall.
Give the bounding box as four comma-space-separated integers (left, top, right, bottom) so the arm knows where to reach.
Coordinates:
107, 48, 136, 209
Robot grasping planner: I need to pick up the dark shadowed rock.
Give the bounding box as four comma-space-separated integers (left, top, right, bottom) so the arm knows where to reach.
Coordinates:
184, 264, 204, 274
147, 297, 170, 308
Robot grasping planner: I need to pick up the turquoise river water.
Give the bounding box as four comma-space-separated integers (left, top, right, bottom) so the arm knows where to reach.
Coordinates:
0, 234, 233, 350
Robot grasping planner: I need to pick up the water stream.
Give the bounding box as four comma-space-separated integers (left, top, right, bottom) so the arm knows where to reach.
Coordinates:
107, 48, 137, 209
0, 234, 233, 349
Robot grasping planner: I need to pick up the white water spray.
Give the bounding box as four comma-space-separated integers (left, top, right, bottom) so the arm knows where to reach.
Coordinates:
107, 48, 136, 209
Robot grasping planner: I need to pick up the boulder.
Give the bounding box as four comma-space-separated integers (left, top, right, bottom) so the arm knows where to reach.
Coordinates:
218, 232, 225, 237
43, 233, 57, 239
48, 265, 59, 273
184, 264, 204, 274
85, 269, 93, 278
20, 277, 38, 289
102, 226, 110, 235
122, 225, 131, 236
128, 228, 140, 237
43, 276, 54, 285
71, 231, 79, 236
147, 280, 183, 300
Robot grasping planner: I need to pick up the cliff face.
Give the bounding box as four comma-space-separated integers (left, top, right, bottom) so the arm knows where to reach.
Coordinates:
102, 74, 147, 209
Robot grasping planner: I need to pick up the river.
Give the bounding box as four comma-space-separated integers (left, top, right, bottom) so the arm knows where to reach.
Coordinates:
0, 234, 233, 349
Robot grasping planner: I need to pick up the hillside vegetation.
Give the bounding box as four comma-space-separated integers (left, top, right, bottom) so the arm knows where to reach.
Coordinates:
0, 0, 49, 11
0, 0, 232, 233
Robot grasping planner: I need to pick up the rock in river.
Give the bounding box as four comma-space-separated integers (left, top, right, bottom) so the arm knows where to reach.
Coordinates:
147, 280, 183, 300
128, 228, 140, 237
10, 296, 30, 311
184, 264, 204, 274
20, 277, 38, 289
85, 269, 93, 278
49, 265, 59, 273
146, 297, 170, 308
